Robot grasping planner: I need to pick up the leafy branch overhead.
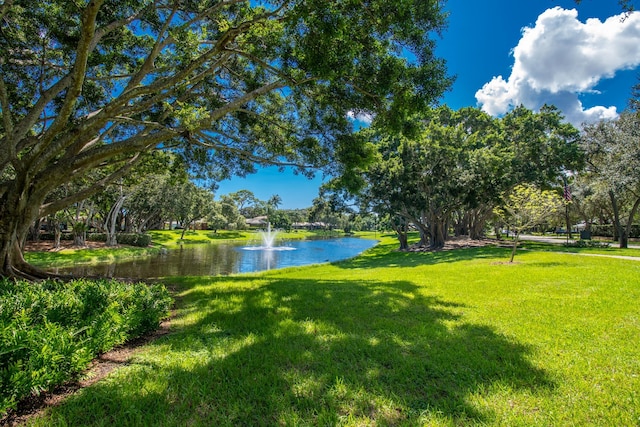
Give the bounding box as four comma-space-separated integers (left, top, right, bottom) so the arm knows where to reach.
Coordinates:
0, 0, 451, 278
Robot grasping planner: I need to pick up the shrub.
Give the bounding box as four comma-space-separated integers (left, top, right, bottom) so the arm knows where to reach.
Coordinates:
0, 278, 172, 416
591, 224, 640, 238
86, 232, 152, 247
563, 240, 611, 248
116, 233, 152, 247
36, 232, 152, 247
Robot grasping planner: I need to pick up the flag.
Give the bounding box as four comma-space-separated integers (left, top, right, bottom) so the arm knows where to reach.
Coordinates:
563, 183, 572, 202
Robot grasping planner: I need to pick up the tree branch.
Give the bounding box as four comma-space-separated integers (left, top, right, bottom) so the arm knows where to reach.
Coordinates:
40, 154, 143, 217
21, 1, 105, 169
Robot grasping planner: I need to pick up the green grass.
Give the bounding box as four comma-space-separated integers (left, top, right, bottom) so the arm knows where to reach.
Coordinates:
518, 239, 640, 257
22, 235, 640, 426
25, 246, 162, 268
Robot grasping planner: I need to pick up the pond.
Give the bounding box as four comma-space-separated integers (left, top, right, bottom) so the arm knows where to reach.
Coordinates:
47, 237, 378, 279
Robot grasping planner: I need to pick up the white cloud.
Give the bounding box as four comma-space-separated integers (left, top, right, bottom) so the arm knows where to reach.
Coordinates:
475, 7, 640, 126
347, 110, 374, 125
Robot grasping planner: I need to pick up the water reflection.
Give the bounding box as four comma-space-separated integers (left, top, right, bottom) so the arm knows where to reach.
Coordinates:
49, 237, 377, 279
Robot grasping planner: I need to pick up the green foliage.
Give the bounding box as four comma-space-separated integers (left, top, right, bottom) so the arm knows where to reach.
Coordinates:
0, 278, 172, 416
494, 184, 564, 234
563, 240, 611, 248
590, 223, 640, 238
494, 184, 564, 261
1, 0, 452, 277
37, 233, 152, 247
581, 112, 640, 247
87, 233, 152, 247
357, 105, 580, 249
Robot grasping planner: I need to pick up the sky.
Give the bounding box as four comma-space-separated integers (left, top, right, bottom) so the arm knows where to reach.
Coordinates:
216, 0, 640, 210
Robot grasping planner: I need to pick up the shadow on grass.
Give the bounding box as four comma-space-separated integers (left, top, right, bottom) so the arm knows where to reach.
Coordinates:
44, 276, 554, 425
339, 244, 511, 269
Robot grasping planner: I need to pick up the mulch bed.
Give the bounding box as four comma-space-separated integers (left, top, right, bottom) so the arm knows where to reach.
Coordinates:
405, 236, 498, 252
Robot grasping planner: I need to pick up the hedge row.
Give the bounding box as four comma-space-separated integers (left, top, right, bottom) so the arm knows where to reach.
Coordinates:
590, 224, 640, 238
0, 278, 172, 416
36, 232, 152, 247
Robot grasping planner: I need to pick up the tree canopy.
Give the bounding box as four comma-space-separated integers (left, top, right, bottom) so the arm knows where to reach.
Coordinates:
581, 112, 640, 248
356, 105, 581, 250
0, 0, 451, 277
494, 184, 563, 262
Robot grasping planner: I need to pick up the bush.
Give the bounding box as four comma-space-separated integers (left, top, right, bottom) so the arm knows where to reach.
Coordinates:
38, 232, 74, 241
36, 232, 152, 247
0, 278, 172, 416
591, 224, 640, 238
563, 240, 611, 248
115, 233, 152, 247
87, 232, 152, 246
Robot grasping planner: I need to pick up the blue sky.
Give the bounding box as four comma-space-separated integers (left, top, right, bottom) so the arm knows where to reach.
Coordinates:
216, 1, 640, 209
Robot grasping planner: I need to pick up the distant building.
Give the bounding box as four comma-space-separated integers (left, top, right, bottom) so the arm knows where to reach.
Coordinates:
245, 216, 268, 227
292, 222, 329, 230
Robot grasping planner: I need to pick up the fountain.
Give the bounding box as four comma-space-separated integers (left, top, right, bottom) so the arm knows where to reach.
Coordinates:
243, 223, 296, 251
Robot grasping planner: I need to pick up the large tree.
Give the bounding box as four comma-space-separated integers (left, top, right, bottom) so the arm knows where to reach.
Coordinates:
0, 0, 451, 277
581, 112, 640, 248
357, 105, 581, 250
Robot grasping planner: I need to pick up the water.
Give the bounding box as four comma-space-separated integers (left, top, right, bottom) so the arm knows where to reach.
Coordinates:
48, 237, 377, 279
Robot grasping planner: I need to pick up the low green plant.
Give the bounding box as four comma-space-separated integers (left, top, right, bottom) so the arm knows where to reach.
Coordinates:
563, 239, 611, 248
87, 233, 152, 247
0, 278, 172, 416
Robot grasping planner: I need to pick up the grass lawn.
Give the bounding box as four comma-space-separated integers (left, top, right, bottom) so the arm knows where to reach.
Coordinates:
518, 239, 640, 258
23, 235, 640, 426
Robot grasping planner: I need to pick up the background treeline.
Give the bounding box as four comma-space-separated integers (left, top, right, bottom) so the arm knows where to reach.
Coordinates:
28, 103, 640, 251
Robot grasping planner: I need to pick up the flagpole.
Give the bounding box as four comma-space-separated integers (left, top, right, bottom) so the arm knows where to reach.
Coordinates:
563, 178, 571, 244
566, 203, 569, 245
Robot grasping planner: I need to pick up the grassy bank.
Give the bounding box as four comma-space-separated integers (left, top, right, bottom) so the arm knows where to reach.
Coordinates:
23, 235, 640, 426
24, 229, 333, 268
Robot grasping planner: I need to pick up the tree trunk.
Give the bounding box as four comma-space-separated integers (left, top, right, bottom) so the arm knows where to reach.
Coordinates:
415, 219, 430, 247
0, 190, 51, 278
392, 219, 410, 251
27, 218, 41, 242
54, 222, 62, 249
565, 203, 572, 240
509, 232, 520, 263
494, 225, 502, 240
429, 220, 446, 249
104, 195, 126, 247
74, 230, 86, 247
609, 190, 622, 244
621, 197, 640, 249
396, 228, 409, 250
468, 206, 492, 240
